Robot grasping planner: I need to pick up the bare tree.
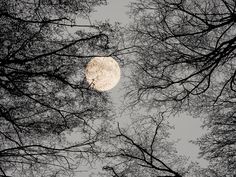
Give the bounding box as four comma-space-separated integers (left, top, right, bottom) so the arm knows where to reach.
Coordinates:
100, 114, 202, 177
126, 0, 236, 176
193, 92, 236, 176
0, 0, 117, 176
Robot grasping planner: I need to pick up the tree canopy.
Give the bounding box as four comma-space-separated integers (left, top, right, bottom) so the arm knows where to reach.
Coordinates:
1, 0, 235, 177
127, 0, 236, 176
0, 0, 116, 176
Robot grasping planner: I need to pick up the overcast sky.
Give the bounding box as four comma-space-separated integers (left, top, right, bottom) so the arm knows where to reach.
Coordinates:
90, 0, 134, 24
76, 0, 208, 176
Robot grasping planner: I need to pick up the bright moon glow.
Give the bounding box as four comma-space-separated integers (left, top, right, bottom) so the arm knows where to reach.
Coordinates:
85, 57, 121, 92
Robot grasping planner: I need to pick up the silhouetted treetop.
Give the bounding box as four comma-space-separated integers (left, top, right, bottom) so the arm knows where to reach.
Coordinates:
0, 0, 116, 176
126, 0, 236, 176
128, 0, 236, 108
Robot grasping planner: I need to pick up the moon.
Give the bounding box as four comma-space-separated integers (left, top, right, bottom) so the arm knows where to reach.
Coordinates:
85, 57, 121, 92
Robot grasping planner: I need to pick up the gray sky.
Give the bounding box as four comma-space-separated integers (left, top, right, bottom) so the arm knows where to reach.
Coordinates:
76, 0, 209, 176
90, 0, 133, 24
91, 0, 208, 165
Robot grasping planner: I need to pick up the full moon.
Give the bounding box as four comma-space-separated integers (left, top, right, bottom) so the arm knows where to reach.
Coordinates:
85, 57, 121, 92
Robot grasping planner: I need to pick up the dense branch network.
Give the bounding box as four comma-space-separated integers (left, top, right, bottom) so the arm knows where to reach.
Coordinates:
0, 0, 115, 176
128, 0, 236, 105
126, 0, 236, 176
